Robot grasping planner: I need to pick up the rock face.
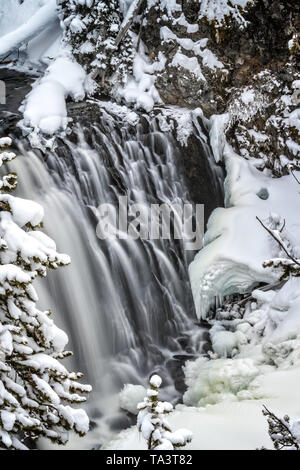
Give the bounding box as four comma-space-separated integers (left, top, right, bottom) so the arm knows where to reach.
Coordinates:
225, 65, 300, 176
137, 0, 299, 174
142, 0, 299, 114
0, 69, 34, 137
1, 1, 299, 176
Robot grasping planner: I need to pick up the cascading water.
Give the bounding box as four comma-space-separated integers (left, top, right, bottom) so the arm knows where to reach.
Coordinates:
5, 100, 223, 448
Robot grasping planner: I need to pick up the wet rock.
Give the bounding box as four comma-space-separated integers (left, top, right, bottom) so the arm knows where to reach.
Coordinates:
141, 0, 299, 120
107, 413, 135, 432
166, 354, 195, 395
0, 68, 34, 137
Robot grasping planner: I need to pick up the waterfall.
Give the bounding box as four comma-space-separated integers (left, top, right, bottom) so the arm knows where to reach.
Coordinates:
8, 106, 223, 447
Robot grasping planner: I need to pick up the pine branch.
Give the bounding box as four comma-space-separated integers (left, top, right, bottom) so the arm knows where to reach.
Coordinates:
262, 405, 300, 450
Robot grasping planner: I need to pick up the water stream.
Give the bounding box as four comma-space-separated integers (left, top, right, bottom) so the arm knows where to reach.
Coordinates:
2, 89, 223, 447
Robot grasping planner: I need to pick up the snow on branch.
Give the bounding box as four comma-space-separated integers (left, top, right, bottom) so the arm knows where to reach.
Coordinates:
262, 406, 300, 450
137, 374, 192, 450
0, 137, 91, 449
257, 215, 300, 280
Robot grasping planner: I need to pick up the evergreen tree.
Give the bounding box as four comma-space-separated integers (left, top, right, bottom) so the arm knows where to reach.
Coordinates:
0, 137, 91, 449
137, 374, 192, 450
57, 0, 135, 90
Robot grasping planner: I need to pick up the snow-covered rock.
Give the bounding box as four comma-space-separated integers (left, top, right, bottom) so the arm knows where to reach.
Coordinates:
189, 133, 300, 319
20, 53, 88, 142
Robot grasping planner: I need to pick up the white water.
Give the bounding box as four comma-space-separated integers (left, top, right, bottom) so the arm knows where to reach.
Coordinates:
10, 108, 222, 447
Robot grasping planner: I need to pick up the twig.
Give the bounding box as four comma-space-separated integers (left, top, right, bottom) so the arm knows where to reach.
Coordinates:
256, 216, 300, 267
290, 168, 300, 186
279, 218, 286, 233
0, 51, 14, 63
262, 405, 300, 450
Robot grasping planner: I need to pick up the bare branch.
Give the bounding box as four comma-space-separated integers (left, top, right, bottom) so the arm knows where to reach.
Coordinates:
290, 168, 300, 186
279, 218, 286, 233
256, 216, 300, 267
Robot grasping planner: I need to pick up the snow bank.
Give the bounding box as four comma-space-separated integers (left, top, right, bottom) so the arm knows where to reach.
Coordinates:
20, 54, 88, 141
0, 0, 62, 68
189, 125, 300, 318
0, 1, 48, 37
104, 365, 300, 450
183, 357, 261, 407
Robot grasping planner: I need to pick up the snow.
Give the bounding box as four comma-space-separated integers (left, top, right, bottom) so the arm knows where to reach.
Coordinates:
37, 312, 69, 352
0, 264, 31, 285
59, 406, 90, 435
147, 0, 181, 16
20, 53, 88, 139
161, 26, 225, 74
150, 374, 162, 388
21, 21, 62, 67
105, 366, 300, 450
20, 353, 68, 375
157, 106, 205, 146
31, 374, 60, 405
0, 138, 12, 148
189, 126, 300, 318
171, 52, 205, 81
119, 0, 141, 31
1, 195, 44, 227
0, 330, 13, 356
183, 357, 261, 407
1, 411, 16, 432
286, 138, 300, 156
119, 0, 134, 15
198, 0, 253, 27
135, 374, 192, 450
209, 323, 248, 357
0, 1, 88, 142
117, 39, 164, 112
174, 14, 199, 34
240, 89, 256, 105
209, 113, 229, 163
0, 0, 58, 58
119, 384, 146, 414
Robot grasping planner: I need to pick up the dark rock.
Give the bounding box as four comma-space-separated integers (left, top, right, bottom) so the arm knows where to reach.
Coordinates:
141, 0, 299, 118
166, 353, 195, 394
107, 413, 135, 432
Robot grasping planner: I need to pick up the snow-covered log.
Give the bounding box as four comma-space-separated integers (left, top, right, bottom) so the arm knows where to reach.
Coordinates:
0, 0, 58, 58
